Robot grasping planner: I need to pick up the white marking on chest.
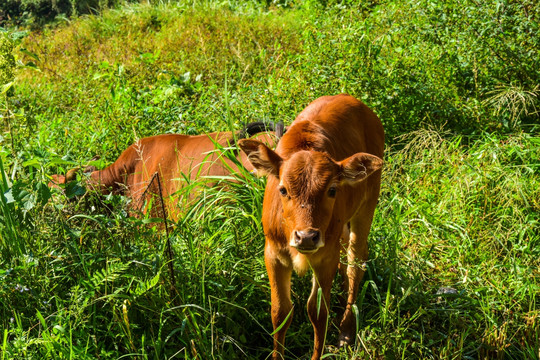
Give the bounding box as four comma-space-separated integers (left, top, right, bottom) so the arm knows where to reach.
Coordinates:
292, 253, 310, 277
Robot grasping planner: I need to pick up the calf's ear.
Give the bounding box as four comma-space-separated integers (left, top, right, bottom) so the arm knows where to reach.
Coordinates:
238, 139, 282, 177
65, 167, 81, 182
339, 153, 383, 184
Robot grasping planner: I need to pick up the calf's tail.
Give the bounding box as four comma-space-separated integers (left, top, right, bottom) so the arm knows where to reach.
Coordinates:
238, 121, 285, 140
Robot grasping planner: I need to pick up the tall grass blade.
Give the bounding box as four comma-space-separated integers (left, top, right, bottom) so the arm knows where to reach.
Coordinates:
2, 328, 7, 360
270, 307, 294, 336
317, 287, 323, 319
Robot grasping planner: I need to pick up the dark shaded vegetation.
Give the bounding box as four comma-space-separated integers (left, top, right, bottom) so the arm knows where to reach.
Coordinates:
1, 0, 131, 26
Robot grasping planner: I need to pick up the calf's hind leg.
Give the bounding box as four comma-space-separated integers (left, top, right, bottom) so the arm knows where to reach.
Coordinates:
338, 178, 381, 347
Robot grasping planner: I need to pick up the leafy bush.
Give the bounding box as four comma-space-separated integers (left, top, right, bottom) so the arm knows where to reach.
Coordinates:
298, 0, 539, 134
11, 1, 538, 161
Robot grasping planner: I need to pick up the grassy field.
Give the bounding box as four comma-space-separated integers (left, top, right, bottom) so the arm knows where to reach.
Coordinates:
1, 1, 539, 359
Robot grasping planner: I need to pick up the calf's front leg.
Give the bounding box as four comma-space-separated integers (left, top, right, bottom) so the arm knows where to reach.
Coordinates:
266, 247, 293, 360
307, 256, 339, 360
338, 186, 380, 347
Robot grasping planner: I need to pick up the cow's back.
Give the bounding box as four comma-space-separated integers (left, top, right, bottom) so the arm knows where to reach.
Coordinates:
124, 133, 236, 197
278, 94, 384, 160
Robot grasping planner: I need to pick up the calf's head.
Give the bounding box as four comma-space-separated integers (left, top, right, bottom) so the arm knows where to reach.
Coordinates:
238, 139, 383, 254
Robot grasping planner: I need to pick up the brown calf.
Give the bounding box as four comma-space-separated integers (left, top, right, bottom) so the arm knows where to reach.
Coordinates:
51, 123, 282, 221
238, 94, 384, 359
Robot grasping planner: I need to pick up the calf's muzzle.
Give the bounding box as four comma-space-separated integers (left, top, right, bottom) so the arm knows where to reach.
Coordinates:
292, 229, 322, 253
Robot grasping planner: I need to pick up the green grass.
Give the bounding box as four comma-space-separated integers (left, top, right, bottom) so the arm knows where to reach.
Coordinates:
1, 1, 539, 359
366, 130, 539, 359
1, 131, 537, 359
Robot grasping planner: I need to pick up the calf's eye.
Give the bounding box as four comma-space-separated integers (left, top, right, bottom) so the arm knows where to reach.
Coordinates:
279, 187, 288, 197
328, 186, 337, 198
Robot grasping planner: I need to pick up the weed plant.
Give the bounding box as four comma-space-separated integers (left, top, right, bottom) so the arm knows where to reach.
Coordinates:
0, 1, 539, 359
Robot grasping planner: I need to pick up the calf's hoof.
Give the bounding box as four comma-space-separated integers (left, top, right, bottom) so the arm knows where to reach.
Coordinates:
338, 332, 354, 348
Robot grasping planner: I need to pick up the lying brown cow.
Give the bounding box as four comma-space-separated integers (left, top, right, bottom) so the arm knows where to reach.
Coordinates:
51, 122, 283, 221
239, 94, 384, 359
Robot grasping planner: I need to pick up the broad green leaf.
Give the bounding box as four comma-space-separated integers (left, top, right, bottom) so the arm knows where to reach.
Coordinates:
3, 188, 15, 204
22, 159, 40, 168
65, 182, 85, 199
35, 182, 51, 206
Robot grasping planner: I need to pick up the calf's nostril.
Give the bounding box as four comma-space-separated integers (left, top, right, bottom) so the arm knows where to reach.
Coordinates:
311, 231, 320, 244
293, 230, 302, 245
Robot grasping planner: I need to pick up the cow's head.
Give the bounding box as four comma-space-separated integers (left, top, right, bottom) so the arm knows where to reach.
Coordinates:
48, 167, 80, 188
48, 165, 97, 189
238, 139, 383, 254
